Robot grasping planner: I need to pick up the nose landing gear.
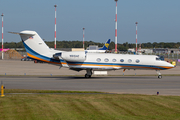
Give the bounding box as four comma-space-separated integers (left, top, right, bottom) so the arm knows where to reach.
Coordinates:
156, 70, 162, 79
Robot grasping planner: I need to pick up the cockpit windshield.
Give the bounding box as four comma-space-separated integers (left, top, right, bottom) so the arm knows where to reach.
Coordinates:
156, 57, 161, 61
156, 55, 164, 61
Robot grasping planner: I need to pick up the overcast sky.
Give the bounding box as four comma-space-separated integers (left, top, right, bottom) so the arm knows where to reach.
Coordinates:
0, 0, 180, 44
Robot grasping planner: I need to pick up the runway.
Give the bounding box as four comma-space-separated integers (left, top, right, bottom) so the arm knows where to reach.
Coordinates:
1, 76, 180, 96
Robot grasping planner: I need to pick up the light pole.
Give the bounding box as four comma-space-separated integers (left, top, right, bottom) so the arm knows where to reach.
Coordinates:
135, 22, 138, 54
1, 13, 4, 60
54, 5, 57, 49
15, 43, 17, 51
83, 28, 85, 49
114, 0, 118, 53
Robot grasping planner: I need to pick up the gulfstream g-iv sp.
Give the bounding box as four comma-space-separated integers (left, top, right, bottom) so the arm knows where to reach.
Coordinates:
10, 31, 174, 78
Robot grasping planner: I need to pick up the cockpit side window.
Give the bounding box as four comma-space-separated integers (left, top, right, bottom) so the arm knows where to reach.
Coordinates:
156, 57, 160, 61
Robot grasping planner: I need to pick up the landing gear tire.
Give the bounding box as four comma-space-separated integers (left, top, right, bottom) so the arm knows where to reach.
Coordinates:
158, 75, 162, 79
85, 69, 92, 78
156, 70, 162, 79
85, 74, 91, 78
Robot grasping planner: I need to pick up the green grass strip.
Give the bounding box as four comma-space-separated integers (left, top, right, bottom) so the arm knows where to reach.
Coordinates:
0, 94, 180, 120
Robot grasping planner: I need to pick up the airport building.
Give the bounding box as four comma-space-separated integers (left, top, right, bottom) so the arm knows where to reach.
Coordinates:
128, 48, 180, 54
153, 48, 180, 54
128, 48, 153, 54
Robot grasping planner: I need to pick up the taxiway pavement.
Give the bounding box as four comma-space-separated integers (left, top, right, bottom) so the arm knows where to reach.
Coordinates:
1, 76, 180, 96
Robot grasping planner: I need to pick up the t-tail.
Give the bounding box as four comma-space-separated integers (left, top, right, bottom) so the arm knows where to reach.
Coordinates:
9, 30, 68, 66
98, 39, 111, 50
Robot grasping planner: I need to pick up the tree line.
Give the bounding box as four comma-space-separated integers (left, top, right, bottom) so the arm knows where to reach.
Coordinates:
0, 41, 180, 51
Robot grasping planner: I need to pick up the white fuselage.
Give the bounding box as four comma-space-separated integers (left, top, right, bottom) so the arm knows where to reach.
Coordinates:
61, 52, 174, 70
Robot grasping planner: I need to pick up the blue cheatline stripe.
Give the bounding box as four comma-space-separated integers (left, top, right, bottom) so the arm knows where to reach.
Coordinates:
66, 61, 167, 70
23, 41, 65, 63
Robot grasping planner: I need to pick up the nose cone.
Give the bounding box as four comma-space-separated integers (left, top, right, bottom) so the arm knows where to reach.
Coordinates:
166, 62, 175, 69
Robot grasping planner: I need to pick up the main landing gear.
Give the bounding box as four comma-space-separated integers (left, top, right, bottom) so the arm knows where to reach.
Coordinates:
156, 70, 162, 79
85, 69, 92, 78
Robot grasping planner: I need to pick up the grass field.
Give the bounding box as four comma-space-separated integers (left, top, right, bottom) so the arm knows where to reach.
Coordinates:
0, 90, 180, 120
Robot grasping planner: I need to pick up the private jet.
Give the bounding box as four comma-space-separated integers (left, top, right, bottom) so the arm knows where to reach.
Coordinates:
10, 30, 174, 78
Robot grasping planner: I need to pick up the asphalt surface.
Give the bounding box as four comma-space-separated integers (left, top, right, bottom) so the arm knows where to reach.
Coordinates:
1, 76, 180, 96
0, 60, 180, 96
0, 60, 180, 75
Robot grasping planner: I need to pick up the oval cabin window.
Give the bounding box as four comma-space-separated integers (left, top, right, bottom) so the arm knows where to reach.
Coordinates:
112, 59, 116, 62
96, 58, 101, 62
104, 58, 109, 62
128, 59, 132, 63
136, 59, 140, 63
120, 59, 124, 62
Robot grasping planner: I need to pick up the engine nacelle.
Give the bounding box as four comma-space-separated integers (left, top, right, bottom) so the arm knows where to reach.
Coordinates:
61, 51, 86, 62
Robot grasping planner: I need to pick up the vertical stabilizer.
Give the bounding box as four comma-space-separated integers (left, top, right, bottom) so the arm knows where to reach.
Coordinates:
20, 30, 50, 56
19, 30, 58, 63
98, 39, 111, 50
10, 30, 65, 65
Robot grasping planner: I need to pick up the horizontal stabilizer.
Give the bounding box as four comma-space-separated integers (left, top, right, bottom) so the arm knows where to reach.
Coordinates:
8, 32, 35, 36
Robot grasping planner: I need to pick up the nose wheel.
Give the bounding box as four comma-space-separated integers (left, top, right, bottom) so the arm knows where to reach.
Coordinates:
156, 70, 162, 79
158, 75, 162, 79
